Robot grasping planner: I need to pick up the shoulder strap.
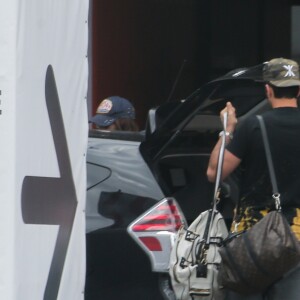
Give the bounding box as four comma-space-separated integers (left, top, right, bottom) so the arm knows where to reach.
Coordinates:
256, 115, 281, 210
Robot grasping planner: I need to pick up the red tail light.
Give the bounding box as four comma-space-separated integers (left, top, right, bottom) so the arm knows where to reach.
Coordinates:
131, 198, 184, 232
128, 198, 186, 271
138, 237, 162, 251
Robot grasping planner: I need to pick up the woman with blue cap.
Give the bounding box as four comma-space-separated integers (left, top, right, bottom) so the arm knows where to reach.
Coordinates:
89, 96, 139, 131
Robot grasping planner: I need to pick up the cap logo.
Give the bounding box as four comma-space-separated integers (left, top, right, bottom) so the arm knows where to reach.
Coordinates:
283, 65, 296, 77
96, 99, 113, 114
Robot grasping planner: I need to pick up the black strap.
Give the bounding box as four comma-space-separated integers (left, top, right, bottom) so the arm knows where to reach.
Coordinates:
256, 115, 279, 194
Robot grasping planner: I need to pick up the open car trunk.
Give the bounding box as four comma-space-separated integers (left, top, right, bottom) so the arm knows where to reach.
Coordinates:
140, 63, 270, 225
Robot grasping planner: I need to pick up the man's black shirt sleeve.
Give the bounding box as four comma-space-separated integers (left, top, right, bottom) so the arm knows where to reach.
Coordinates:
226, 117, 254, 160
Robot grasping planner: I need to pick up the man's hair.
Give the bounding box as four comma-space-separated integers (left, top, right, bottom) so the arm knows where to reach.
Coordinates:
269, 83, 300, 99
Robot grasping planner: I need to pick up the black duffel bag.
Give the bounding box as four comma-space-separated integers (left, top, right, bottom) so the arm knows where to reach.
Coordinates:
218, 209, 300, 295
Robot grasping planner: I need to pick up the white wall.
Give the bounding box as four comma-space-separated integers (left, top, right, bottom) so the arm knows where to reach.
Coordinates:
0, 1, 89, 299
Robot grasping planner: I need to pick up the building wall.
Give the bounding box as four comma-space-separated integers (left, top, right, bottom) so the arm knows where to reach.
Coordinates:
91, 0, 292, 129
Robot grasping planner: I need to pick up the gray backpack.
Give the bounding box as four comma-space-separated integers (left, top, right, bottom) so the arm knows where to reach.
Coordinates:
169, 208, 228, 300
169, 112, 229, 300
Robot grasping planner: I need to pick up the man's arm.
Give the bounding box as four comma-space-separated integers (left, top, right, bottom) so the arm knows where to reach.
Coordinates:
206, 102, 240, 182
207, 146, 241, 182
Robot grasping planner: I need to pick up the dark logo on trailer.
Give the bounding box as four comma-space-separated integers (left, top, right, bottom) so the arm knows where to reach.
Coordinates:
21, 65, 78, 300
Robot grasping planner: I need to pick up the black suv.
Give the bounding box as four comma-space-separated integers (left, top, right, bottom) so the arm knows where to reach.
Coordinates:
84, 63, 268, 300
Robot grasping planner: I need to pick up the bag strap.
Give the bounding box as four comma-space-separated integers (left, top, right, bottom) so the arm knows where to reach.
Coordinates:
205, 112, 228, 244
212, 112, 228, 209
256, 115, 281, 211
195, 112, 228, 250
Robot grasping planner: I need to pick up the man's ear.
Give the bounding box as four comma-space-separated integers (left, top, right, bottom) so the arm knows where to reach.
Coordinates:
265, 84, 274, 99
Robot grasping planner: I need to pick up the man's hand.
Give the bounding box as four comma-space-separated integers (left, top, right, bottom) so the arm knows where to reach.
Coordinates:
220, 102, 237, 133
206, 101, 240, 182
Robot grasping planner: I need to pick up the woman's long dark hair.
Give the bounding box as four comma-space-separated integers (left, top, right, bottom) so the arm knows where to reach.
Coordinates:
114, 118, 139, 131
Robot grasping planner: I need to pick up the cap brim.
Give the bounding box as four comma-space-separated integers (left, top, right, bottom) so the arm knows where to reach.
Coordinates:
269, 79, 300, 87
89, 114, 116, 127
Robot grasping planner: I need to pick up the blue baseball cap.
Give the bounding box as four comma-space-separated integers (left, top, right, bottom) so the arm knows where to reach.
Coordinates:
89, 96, 136, 127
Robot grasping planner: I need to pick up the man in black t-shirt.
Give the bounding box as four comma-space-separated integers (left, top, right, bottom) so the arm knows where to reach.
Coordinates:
207, 58, 300, 300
